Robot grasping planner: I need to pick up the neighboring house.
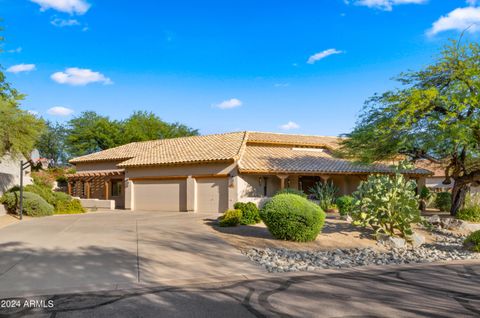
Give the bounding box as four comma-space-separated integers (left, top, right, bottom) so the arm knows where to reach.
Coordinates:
67, 132, 432, 213
416, 160, 480, 193
0, 153, 33, 215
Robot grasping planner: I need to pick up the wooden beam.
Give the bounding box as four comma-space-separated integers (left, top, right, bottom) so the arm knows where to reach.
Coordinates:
104, 180, 109, 200
67, 182, 72, 196
86, 181, 91, 199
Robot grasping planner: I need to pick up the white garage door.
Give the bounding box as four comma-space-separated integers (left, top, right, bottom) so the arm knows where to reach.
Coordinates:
196, 178, 228, 213
134, 179, 186, 211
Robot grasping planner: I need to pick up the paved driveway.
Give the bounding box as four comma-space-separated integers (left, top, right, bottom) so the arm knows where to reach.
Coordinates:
0, 211, 264, 297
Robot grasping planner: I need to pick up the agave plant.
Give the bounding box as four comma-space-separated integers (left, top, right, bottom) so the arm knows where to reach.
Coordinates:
309, 181, 339, 211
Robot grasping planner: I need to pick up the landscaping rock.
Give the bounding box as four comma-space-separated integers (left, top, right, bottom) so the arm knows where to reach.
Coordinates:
377, 234, 406, 249
428, 215, 441, 225
243, 231, 479, 273
410, 232, 425, 248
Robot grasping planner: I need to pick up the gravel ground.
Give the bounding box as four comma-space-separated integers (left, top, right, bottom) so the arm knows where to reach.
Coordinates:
243, 230, 479, 272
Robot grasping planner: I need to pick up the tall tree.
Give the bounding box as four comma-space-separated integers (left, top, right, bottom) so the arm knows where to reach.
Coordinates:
65, 111, 122, 157
0, 24, 45, 158
121, 111, 198, 143
36, 121, 68, 164
340, 41, 480, 216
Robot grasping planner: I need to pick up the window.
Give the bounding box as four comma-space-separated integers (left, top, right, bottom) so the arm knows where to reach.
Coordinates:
111, 180, 122, 197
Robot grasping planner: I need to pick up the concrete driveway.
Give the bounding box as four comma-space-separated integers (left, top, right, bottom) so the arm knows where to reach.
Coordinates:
0, 211, 264, 297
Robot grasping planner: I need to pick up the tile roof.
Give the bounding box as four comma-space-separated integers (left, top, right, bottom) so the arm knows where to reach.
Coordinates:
69, 131, 432, 175
117, 132, 247, 167
238, 144, 432, 176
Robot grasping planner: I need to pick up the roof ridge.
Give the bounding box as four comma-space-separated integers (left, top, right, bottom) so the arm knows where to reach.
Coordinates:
247, 131, 345, 139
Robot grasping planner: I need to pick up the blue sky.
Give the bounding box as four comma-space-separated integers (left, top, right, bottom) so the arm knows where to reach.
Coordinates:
1, 0, 479, 136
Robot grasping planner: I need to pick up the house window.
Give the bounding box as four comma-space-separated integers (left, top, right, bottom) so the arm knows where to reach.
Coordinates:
111, 180, 122, 197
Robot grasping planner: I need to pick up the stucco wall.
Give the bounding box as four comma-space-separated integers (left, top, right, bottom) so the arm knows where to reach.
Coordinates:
125, 162, 236, 179
0, 154, 33, 196
75, 161, 123, 172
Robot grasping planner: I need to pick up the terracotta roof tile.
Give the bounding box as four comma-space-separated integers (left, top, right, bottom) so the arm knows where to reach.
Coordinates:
238, 144, 432, 175
247, 132, 343, 149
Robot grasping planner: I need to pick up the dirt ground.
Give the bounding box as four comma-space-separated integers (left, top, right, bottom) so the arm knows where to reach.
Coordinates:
205, 214, 436, 252
0, 214, 24, 229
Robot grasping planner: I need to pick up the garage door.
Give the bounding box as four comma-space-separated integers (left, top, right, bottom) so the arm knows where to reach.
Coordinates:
134, 179, 186, 211
196, 178, 228, 213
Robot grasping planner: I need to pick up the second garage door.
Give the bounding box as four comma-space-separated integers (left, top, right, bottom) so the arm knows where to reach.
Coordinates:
196, 178, 228, 213
134, 179, 186, 211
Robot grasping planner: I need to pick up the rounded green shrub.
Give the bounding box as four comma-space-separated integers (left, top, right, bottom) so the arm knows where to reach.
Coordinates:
336, 195, 354, 216
457, 206, 480, 223
435, 192, 452, 212
464, 230, 480, 252
260, 193, 325, 242
275, 188, 307, 198
55, 198, 85, 214
233, 202, 261, 225
0, 191, 54, 217
218, 209, 243, 227
24, 184, 56, 205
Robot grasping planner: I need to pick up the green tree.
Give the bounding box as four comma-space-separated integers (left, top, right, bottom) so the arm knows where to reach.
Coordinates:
36, 121, 68, 164
65, 111, 122, 157
0, 24, 44, 158
340, 41, 480, 216
121, 111, 198, 143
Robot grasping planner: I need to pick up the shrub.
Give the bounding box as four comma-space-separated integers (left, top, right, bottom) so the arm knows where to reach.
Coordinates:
0, 191, 54, 217
24, 184, 56, 205
31, 171, 55, 188
309, 181, 338, 211
233, 202, 261, 225
336, 195, 354, 217
419, 186, 434, 211
435, 192, 452, 212
55, 198, 85, 214
218, 209, 243, 227
457, 206, 480, 223
464, 230, 480, 252
275, 188, 307, 198
465, 192, 480, 208
260, 193, 325, 242
351, 170, 421, 238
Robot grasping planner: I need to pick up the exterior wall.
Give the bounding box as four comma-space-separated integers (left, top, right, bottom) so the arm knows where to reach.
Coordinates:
0, 154, 33, 196
75, 161, 123, 172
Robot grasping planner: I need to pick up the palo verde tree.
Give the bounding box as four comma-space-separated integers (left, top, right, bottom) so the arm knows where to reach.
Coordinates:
340, 40, 480, 216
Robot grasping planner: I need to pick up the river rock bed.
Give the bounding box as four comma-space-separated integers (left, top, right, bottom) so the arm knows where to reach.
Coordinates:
243, 231, 479, 272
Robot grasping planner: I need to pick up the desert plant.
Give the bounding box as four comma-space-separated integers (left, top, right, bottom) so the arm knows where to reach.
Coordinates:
457, 206, 480, 223
435, 192, 452, 212
233, 202, 261, 225
260, 193, 325, 242
336, 195, 355, 217
0, 191, 54, 217
275, 188, 307, 198
465, 192, 480, 208
218, 209, 243, 227
464, 230, 480, 252
419, 186, 434, 212
309, 181, 338, 211
351, 169, 421, 238
24, 184, 56, 205
55, 198, 85, 214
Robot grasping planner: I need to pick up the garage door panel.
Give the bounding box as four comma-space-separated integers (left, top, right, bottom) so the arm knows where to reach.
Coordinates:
134, 180, 186, 211
196, 178, 228, 213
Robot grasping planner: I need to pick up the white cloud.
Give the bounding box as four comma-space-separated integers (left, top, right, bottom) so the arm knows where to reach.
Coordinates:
51, 67, 113, 86
428, 7, 480, 36
280, 121, 300, 130
213, 98, 242, 109
47, 106, 74, 116
348, 0, 427, 11
51, 18, 80, 27
7, 47, 22, 53
30, 0, 90, 15
466, 0, 478, 6
307, 49, 343, 64
6, 64, 36, 73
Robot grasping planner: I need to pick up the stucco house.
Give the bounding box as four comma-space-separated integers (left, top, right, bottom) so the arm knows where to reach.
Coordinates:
0, 153, 33, 215
67, 131, 432, 213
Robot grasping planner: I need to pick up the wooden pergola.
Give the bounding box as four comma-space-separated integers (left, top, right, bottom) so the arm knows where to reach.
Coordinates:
66, 169, 125, 200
